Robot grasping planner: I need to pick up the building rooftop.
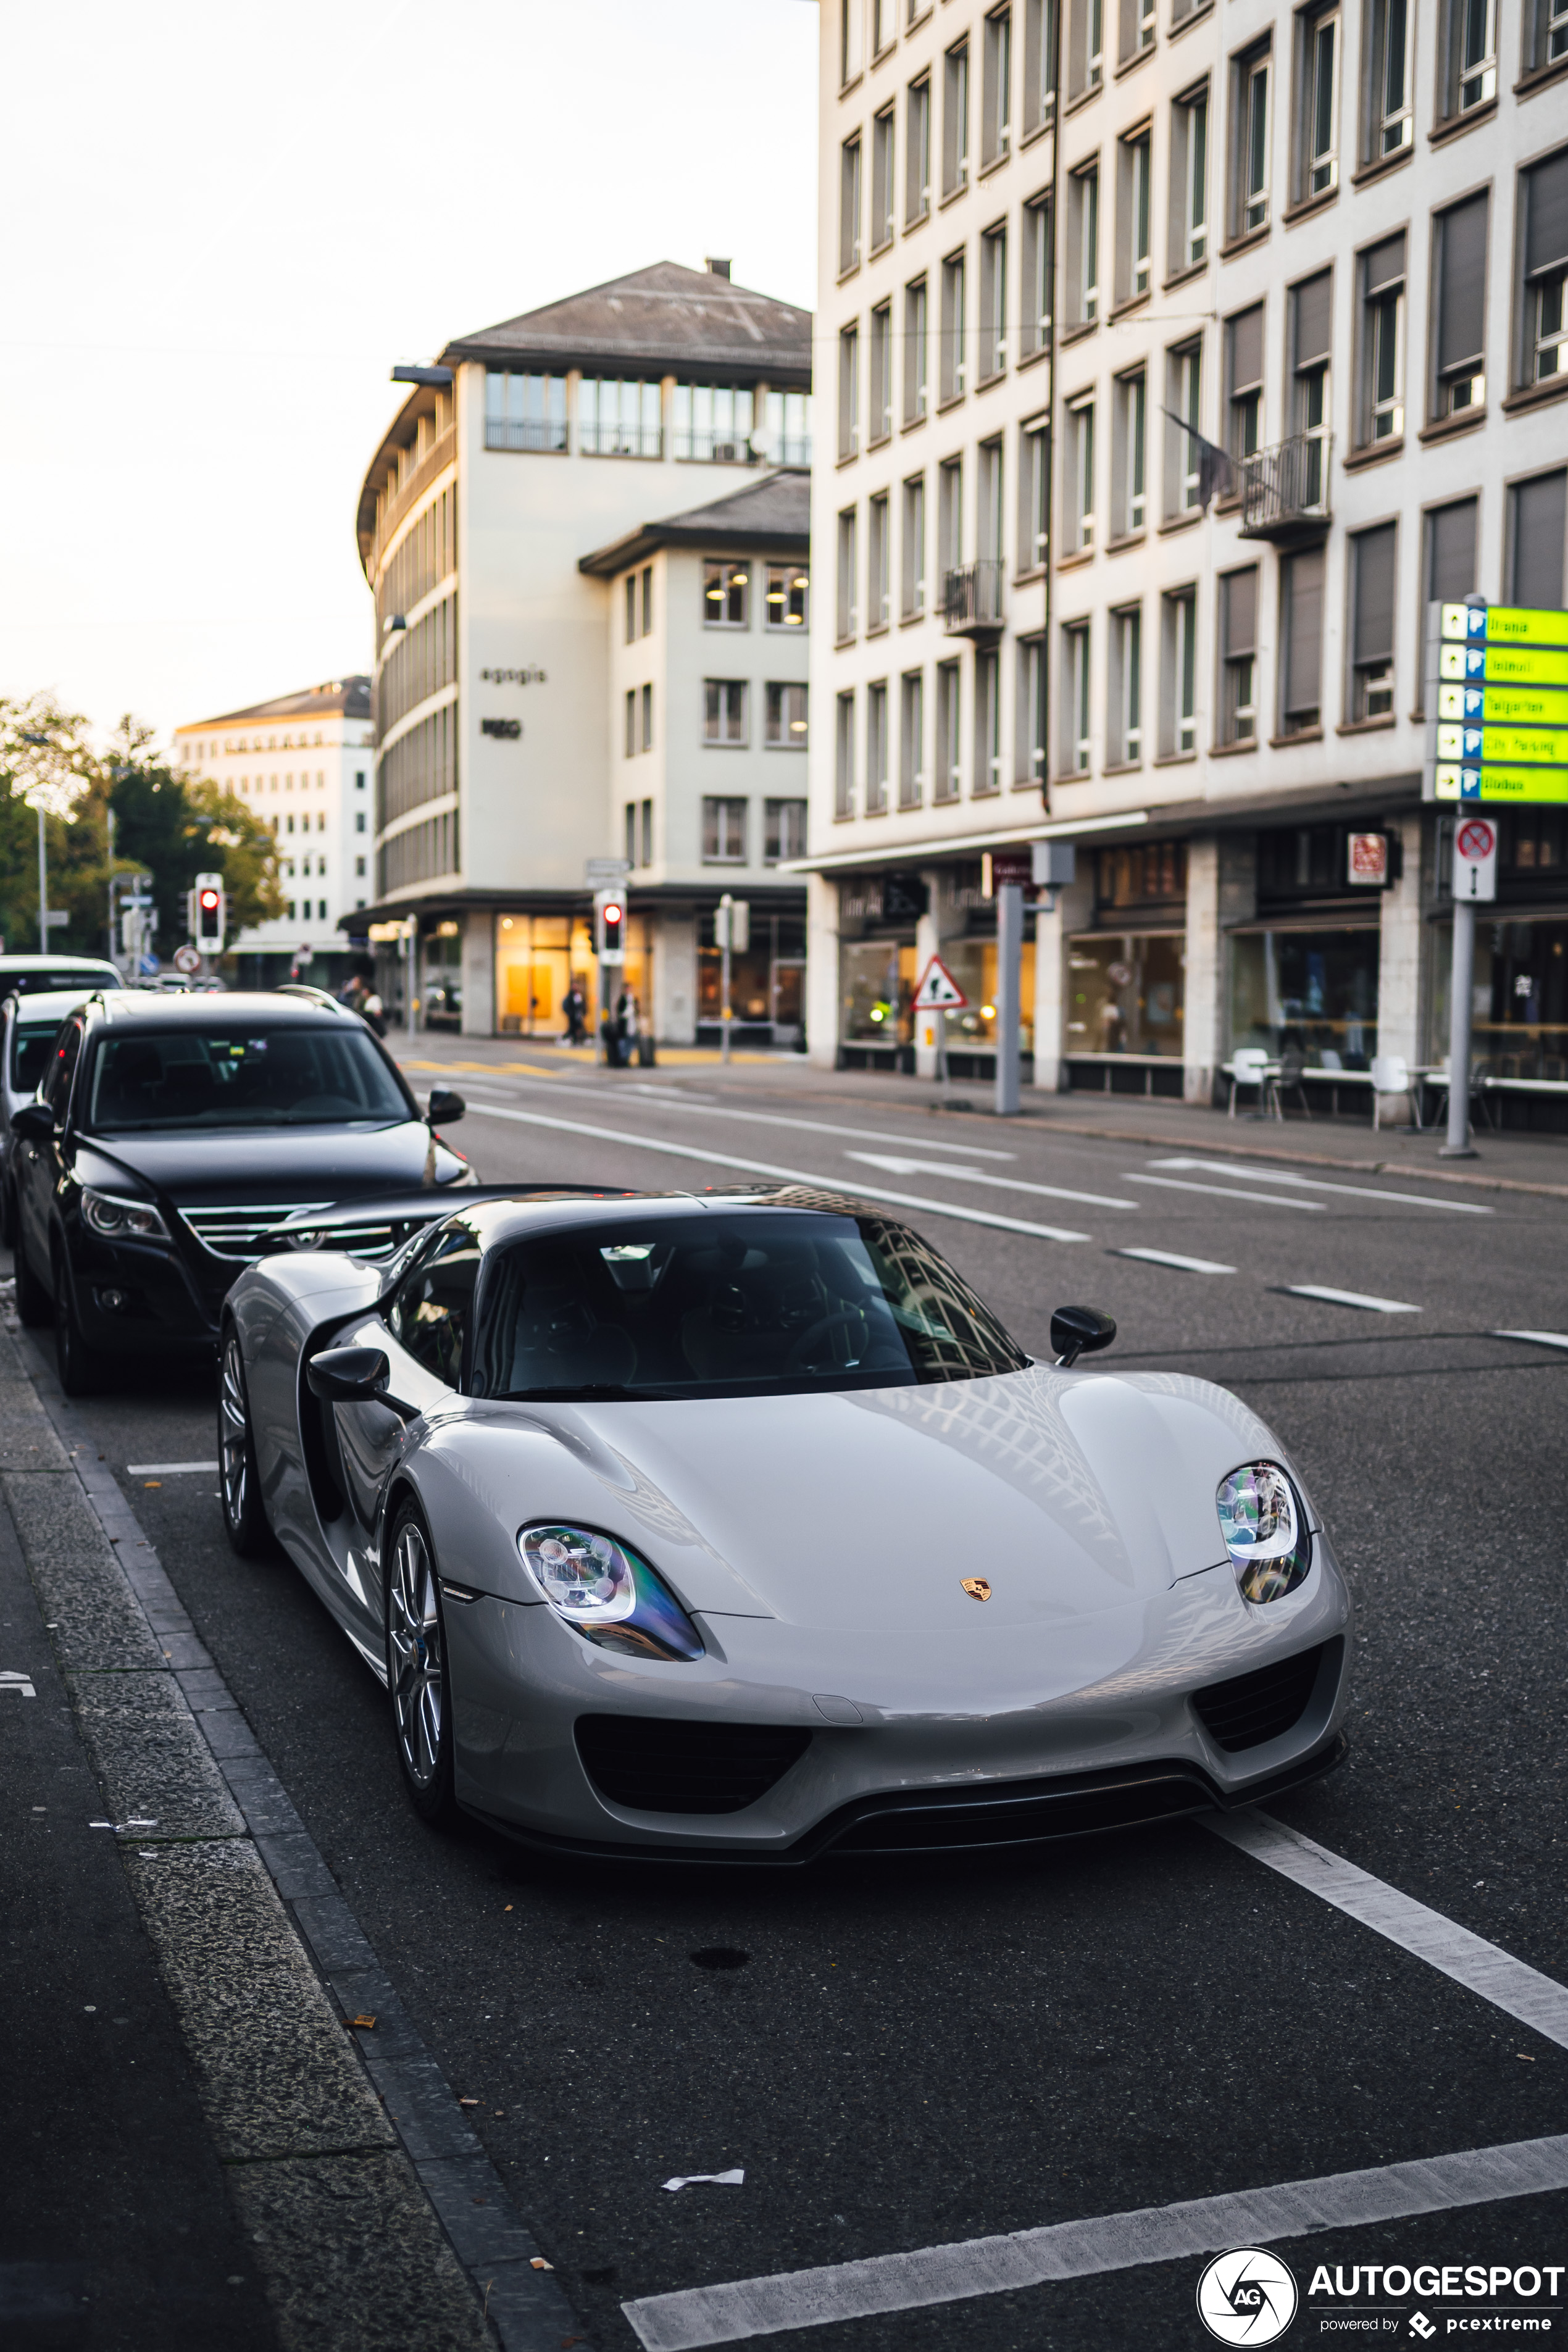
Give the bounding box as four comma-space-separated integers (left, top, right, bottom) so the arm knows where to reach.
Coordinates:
443, 261, 812, 389
578, 468, 810, 577
175, 677, 372, 732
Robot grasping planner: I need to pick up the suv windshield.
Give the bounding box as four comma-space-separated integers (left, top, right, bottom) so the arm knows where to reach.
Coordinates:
470, 1211, 1028, 1401
86, 1027, 411, 1132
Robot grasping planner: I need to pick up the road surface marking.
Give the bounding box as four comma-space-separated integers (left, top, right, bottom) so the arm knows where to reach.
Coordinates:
462, 1082, 1023, 1161
620, 2133, 1568, 2349
1, 1670, 37, 1698
463, 1103, 1091, 1243
125, 1461, 219, 1475
1209, 1812, 1568, 2050
1148, 1158, 1492, 1214
844, 1152, 1135, 1209
1283, 1284, 1420, 1314
1126, 1174, 1325, 1211
1492, 1329, 1568, 1350
1111, 1247, 1236, 1275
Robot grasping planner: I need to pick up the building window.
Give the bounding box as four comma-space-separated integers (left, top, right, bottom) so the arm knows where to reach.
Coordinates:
1161, 586, 1198, 755
484, 370, 567, 452
935, 661, 962, 798
1232, 44, 1272, 239
765, 799, 807, 864
1114, 369, 1146, 535
1020, 416, 1049, 569
1019, 633, 1048, 781
899, 670, 926, 807
835, 690, 856, 818
704, 560, 750, 627
1166, 338, 1203, 515
982, 7, 1012, 165
980, 224, 1008, 380
841, 0, 863, 82
673, 383, 755, 462
838, 507, 859, 642
1063, 621, 1092, 770
1067, 395, 1095, 549
1443, 0, 1496, 117
1527, 0, 1568, 69
1289, 272, 1332, 507
1361, 0, 1411, 161
1024, 0, 1057, 132
940, 249, 968, 401
1110, 604, 1143, 763
1118, 0, 1155, 65
1508, 470, 1567, 608
872, 106, 896, 252
757, 390, 812, 466
624, 576, 637, 645
624, 689, 637, 759
703, 798, 748, 862
874, 0, 895, 51
869, 490, 891, 629
1022, 194, 1053, 356
704, 682, 748, 747
641, 799, 654, 865
906, 74, 932, 224
578, 378, 661, 457
624, 801, 638, 866
902, 474, 927, 614
355, 809, 366, 832
1280, 545, 1325, 733
1225, 303, 1264, 461
973, 649, 1002, 794
1519, 151, 1568, 387
641, 564, 654, 635
1118, 129, 1151, 304
1170, 84, 1207, 273
765, 683, 810, 747
1431, 194, 1488, 419
978, 435, 1004, 571
1358, 233, 1405, 445
938, 454, 964, 579
766, 564, 809, 628
1219, 568, 1258, 743
838, 323, 861, 460
1295, 3, 1340, 200
943, 41, 970, 196
1348, 526, 1395, 721
841, 134, 862, 273
904, 277, 929, 421
355, 856, 366, 877
1425, 499, 1479, 648
869, 303, 893, 445
867, 682, 890, 814
1068, 164, 1099, 327
1067, 0, 1104, 99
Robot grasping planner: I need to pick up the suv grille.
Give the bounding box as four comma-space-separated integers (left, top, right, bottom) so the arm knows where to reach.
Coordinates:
180, 1203, 332, 1260
1191, 1642, 1330, 1753
575, 1716, 811, 1816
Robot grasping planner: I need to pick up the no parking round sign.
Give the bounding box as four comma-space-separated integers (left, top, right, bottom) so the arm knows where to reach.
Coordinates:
1453, 815, 1498, 901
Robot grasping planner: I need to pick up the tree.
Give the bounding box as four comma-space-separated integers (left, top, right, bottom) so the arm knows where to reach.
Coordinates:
104, 715, 283, 949
0, 694, 99, 955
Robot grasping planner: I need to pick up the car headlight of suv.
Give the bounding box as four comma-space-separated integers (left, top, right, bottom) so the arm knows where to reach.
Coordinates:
81, 1186, 170, 1242
517, 1524, 704, 1662
1216, 1462, 1312, 1604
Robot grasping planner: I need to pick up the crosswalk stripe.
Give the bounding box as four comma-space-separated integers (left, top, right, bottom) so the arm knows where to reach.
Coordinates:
844, 1151, 1135, 1210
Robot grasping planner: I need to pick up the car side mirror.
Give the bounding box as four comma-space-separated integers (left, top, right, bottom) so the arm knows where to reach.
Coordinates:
307, 1345, 390, 1403
427, 1087, 465, 1127
10, 1101, 56, 1143
1051, 1305, 1117, 1369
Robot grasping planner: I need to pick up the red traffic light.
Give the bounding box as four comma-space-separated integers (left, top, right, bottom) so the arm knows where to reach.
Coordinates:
198, 888, 221, 911
602, 900, 623, 927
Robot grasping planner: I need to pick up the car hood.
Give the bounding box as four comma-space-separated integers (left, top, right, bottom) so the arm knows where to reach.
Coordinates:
73, 1120, 470, 1203
438, 1366, 1293, 1630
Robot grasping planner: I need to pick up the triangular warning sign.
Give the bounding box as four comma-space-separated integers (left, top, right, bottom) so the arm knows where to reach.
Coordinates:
913, 956, 968, 1011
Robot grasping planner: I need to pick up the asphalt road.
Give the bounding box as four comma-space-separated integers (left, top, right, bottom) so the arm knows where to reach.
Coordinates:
10, 1065, 1568, 2350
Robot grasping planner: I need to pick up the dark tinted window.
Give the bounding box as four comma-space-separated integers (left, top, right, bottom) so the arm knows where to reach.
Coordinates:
386, 1224, 480, 1387
44, 1021, 84, 1119
472, 1211, 1028, 1402
0, 967, 119, 999
11, 1019, 67, 1096
85, 1027, 409, 1132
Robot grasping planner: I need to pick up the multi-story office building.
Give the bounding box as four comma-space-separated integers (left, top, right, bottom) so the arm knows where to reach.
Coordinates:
171, 678, 374, 986
351, 261, 814, 1041
807, 0, 1568, 1117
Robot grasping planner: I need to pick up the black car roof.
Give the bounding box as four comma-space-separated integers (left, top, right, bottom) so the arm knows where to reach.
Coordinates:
452, 1186, 874, 1253
92, 991, 356, 1031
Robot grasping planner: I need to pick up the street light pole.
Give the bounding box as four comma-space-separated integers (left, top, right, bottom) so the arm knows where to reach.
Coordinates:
19, 732, 52, 952
719, 894, 733, 1066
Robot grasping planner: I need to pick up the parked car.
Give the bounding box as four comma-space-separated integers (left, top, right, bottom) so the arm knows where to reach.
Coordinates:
1, 986, 130, 1245
0, 953, 123, 1000
7, 990, 473, 1391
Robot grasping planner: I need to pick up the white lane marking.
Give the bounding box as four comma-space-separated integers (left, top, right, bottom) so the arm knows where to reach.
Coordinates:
844, 1151, 1136, 1210
1283, 1284, 1420, 1314
1209, 1811, 1568, 2050
620, 2133, 1568, 2349
1126, 1174, 1325, 1211
1148, 1157, 1493, 1214
462, 1103, 1091, 1243
459, 1077, 1020, 1159
126, 1462, 220, 1475
1, 1670, 37, 1698
1493, 1329, 1568, 1351
1112, 1247, 1236, 1275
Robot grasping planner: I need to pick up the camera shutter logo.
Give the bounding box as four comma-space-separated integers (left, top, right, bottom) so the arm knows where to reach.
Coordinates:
1196, 2249, 1298, 2345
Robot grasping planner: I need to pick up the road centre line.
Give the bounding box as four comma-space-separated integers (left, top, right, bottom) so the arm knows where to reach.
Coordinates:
1126, 1174, 1325, 1211
1209, 1812, 1568, 2050
454, 1076, 1022, 1159
843, 1151, 1135, 1210
1148, 1159, 1493, 1214
620, 2133, 1568, 2350
1283, 1285, 1420, 1314
1112, 1247, 1236, 1274
1493, 1329, 1568, 1350
125, 1461, 219, 1475
462, 1103, 1092, 1243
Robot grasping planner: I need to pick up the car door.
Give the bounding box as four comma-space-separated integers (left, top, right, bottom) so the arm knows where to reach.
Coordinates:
330, 1219, 482, 1534
17, 1015, 81, 1282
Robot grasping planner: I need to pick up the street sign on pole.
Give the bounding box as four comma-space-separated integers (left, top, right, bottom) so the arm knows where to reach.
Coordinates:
913, 957, 967, 1010
173, 944, 201, 974
1426, 600, 1568, 804
1453, 815, 1498, 901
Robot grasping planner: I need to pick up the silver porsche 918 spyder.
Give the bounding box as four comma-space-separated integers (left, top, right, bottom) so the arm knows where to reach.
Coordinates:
219, 1185, 1351, 1859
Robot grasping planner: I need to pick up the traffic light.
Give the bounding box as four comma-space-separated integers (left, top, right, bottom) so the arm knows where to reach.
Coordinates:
594, 888, 625, 960
193, 872, 225, 949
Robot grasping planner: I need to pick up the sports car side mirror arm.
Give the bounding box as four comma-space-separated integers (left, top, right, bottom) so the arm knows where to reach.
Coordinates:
1051, 1304, 1117, 1369
306, 1345, 420, 1422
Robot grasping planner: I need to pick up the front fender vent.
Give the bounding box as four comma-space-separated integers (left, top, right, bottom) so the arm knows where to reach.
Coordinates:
1191, 1641, 1333, 1753
575, 1715, 811, 1815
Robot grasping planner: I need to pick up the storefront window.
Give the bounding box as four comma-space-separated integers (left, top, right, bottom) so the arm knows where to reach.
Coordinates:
936, 938, 1035, 1052
841, 940, 917, 1044
1230, 928, 1378, 1067
1067, 933, 1185, 1056
495, 914, 596, 1036
422, 925, 462, 1031
1430, 917, 1568, 1079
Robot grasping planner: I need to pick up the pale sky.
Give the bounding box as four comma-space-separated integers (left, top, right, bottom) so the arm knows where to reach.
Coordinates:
1, 0, 818, 751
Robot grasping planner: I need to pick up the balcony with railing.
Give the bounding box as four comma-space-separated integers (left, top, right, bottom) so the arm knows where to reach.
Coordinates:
943, 559, 1004, 637
1238, 431, 1333, 543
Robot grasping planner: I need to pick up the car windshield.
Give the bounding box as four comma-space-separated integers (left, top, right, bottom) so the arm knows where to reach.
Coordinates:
85, 1027, 411, 1132
470, 1211, 1029, 1401
2, 967, 119, 998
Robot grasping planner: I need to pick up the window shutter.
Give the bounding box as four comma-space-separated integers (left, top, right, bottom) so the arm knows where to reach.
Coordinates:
1437, 195, 1488, 372
1292, 272, 1332, 367
1427, 499, 1478, 603
1283, 548, 1324, 714
1228, 304, 1264, 391
1225, 567, 1257, 656
1510, 471, 1567, 609
1362, 232, 1406, 295
1353, 525, 1396, 666
1525, 149, 1568, 281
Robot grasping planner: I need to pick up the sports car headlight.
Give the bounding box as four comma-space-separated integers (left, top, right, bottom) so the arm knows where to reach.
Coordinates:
1216, 1462, 1312, 1604
81, 1186, 169, 1241
517, 1524, 704, 1662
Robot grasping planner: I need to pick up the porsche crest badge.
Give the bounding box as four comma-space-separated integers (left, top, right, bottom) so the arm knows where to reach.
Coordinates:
961, 1577, 992, 1602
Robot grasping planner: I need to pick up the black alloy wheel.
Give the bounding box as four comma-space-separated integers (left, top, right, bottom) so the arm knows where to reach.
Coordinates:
385, 1498, 456, 1824
13, 1234, 51, 1327
52, 1245, 102, 1397
218, 1325, 270, 1558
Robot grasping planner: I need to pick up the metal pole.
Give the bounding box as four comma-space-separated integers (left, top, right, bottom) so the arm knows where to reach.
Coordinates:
720, 894, 733, 1066
994, 882, 1022, 1116
36, 804, 48, 953
407, 924, 417, 1041
935, 1005, 947, 1086
1442, 898, 1478, 1157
